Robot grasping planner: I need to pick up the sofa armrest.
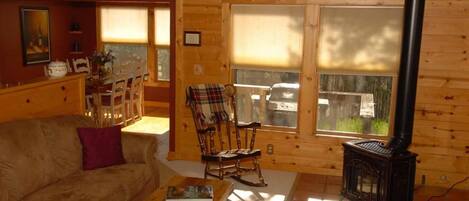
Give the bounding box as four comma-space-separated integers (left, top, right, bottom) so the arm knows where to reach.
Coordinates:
121, 132, 160, 188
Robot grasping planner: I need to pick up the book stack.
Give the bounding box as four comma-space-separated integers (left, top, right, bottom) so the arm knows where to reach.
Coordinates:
166, 185, 213, 201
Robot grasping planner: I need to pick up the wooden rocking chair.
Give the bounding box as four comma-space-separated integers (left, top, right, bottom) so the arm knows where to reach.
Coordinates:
186, 83, 267, 187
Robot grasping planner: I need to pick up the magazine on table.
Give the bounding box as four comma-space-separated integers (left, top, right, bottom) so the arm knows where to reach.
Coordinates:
166, 185, 213, 201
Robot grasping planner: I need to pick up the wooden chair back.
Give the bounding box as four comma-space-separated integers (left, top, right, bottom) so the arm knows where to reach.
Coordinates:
72, 58, 91, 74
111, 76, 127, 106
187, 84, 257, 156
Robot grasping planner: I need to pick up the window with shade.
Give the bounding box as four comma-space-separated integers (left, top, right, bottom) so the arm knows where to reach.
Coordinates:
99, 6, 170, 82
316, 7, 403, 136
101, 7, 148, 76
155, 7, 170, 81
231, 5, 304, 128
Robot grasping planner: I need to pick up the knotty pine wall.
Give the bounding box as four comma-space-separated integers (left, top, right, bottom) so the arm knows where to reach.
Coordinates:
173, 0, 469, 189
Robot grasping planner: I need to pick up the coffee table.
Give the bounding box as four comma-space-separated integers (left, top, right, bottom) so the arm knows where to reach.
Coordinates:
145, 176, 234, 201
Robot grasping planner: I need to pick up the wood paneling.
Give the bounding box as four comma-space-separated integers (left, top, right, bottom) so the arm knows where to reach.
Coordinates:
144, 86, 170, 102
0, 74, 86, 123
173, 0, 469, 189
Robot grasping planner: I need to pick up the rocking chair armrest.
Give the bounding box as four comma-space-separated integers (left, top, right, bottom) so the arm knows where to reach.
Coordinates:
237, 122, 261, 129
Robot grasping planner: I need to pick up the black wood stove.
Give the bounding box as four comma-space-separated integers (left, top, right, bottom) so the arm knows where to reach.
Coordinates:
342, 0, 426, 201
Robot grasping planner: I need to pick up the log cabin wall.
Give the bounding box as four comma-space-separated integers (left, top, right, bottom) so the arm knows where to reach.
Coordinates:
173, 0, 468, 189
0, 0, 96, 84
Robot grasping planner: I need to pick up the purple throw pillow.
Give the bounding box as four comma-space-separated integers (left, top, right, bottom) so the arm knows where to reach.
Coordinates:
77, 125, 125, 170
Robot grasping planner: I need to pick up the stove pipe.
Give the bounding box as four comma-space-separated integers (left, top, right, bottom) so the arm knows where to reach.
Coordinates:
386, 0, 426, 153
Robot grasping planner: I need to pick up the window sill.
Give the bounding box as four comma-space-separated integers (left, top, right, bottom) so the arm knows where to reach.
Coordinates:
257, 125, 298, 134
315, 131, 389, 141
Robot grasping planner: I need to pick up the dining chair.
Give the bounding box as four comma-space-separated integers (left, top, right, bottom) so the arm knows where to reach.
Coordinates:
99, 75, 127, 126
84, 94, 94, 117
72, 57, 91, 75
125, 70, 144, 125
65, 59, 73, 73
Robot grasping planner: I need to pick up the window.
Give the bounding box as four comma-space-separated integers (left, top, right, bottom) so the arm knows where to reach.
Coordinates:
316, 7, 403, 136
155, 8, 170, 81
231, 5, 304, 128
100, 7, 148, 77
99, 6, 170, 82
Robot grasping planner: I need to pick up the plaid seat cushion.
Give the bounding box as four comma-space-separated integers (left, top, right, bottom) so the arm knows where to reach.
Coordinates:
186, 84, 231, 131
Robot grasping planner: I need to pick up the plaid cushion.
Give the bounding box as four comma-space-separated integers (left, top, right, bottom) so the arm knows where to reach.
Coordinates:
186, 84, 231, 131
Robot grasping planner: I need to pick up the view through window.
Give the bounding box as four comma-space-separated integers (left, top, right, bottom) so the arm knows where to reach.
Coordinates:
234, 69, 299, 127
317, 74, 392, 136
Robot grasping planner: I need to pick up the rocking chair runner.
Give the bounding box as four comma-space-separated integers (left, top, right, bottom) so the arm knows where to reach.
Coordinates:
186, 83, 267, 187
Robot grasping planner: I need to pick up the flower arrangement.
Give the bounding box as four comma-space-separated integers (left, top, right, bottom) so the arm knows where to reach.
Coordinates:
89, 50, 115, 78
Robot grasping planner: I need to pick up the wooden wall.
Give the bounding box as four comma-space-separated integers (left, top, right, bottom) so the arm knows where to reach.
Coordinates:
173, 0, 469, 189
0, 0, 96, 84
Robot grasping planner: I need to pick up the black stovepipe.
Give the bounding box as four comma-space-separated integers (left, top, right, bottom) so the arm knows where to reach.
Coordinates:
386, 0, 426, 153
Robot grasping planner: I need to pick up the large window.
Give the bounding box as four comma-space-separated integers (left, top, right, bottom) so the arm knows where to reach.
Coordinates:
100, 6, 170, 82
316, 6, 403, 136
231, 5, 304, 128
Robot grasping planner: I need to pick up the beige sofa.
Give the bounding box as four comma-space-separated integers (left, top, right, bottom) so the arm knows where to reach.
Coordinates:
0, 115, 159, 201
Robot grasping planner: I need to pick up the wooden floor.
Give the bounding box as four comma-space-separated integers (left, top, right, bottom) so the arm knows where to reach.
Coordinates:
291, 174, 469, 201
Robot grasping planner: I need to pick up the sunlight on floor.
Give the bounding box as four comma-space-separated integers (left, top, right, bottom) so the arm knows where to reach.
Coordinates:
227, 189, 287, 201
122, 116, 169, 135
259, 192, 286, 201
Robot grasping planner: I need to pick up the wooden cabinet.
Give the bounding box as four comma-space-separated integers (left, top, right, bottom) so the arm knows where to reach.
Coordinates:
0, 74, 86, 123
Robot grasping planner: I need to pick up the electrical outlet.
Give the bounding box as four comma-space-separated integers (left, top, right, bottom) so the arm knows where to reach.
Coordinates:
193, 64, 204, 75
267, 144, 274, 155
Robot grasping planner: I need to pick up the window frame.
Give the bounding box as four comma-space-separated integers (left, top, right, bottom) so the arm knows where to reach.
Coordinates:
97, 5, 171, 87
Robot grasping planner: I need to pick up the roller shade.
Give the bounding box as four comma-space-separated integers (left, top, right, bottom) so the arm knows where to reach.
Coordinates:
317, 7, 403, 75
155, 7, 170, 46
101, 7, 148, 43
231, 5, 304, 69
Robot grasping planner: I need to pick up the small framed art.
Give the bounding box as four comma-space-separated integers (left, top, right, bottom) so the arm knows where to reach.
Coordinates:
20, 7, 51, 65
184, 31, 201, 46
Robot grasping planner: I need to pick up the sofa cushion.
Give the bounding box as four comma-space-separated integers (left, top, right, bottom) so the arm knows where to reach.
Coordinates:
22, 163, 152, 201
0, 119, 58, 201
77, 126, 125, 170
38, 115, 96, 180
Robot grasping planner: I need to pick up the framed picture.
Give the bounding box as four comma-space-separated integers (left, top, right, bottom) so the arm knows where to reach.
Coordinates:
184, 31, 201, 46
20, 7, 51, 65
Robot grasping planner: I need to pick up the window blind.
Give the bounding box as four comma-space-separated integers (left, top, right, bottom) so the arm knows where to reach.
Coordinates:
317, 7, 403, 75
155, 7, 170, 46
101, 7, 148, 43
231, 5, 304, 69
